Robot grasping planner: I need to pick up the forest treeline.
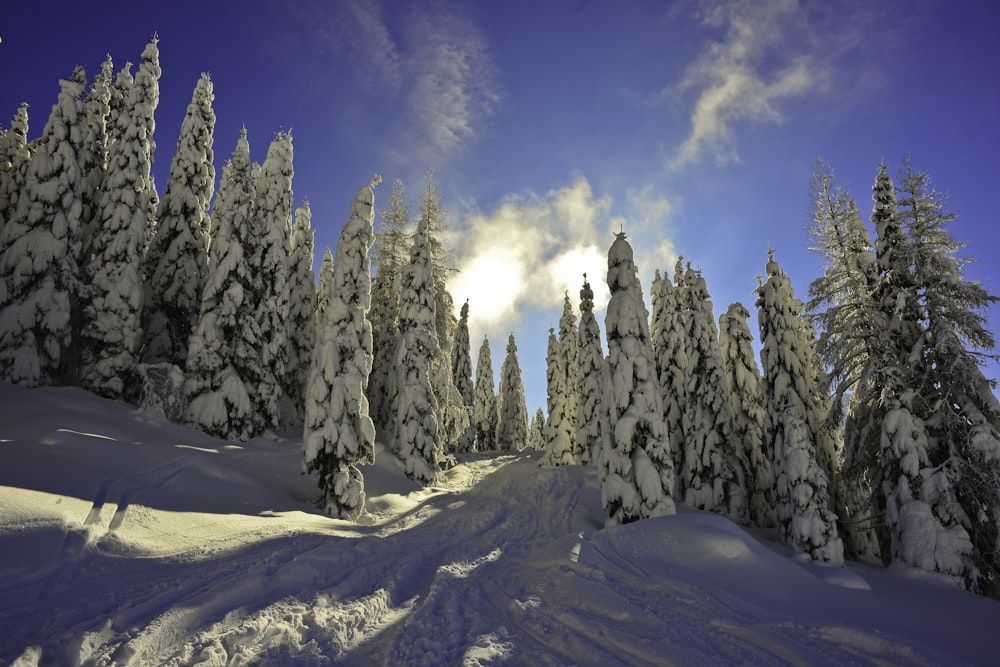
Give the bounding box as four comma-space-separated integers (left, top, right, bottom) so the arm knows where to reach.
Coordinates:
2, 38, 1000, 600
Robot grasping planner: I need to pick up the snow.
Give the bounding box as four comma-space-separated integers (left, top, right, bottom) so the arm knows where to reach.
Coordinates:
2, 381, 1000, 665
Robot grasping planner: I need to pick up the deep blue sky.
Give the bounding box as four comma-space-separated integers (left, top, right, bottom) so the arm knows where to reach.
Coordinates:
2, 0, 998, 412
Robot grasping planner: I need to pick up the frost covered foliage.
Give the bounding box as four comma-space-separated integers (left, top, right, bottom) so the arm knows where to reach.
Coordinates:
576, 275, 610, 466
451, 300, 475, 452
185, 130, 261, 441
248, 132, 294, 433
680, 269, 748, 525
496, 334, 528, 451
777, 407, 845, 565
302, 177, 379, 520
881, 395, 973, 585
284, 201, 316, 424
528, 407, 547, 451
81, 40, 160, 399
368, 178, 409, 435
719, 302, 774, 528
804, 158, 881, 560
757, 251, 842, 563
601, 232, 675, 524
473, 336, 498, 451
542, 295, 579, 466
141, 73, 216, 369
135, 363, 187, 422
652, 262, 690, 486
391, 214, 442, 484
0, 69, 85, 387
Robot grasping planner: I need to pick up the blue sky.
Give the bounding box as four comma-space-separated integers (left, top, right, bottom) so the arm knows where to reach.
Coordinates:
2, 0, 998, 413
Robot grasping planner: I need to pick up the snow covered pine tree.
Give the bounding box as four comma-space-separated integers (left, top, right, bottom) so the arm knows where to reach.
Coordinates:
303, 176, 380, 520
601, 232, 675, 524
496, 334, 528, 451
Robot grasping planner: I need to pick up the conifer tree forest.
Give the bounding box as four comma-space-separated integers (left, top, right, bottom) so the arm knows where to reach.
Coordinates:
3, 40, 1000, 600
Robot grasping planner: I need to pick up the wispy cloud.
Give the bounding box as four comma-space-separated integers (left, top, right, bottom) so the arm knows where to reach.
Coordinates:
316, 0, 500, 166
666, 0, 819, 170
405, 5, 500, 164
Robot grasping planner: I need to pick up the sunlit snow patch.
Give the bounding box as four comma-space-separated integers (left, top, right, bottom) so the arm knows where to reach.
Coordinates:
438, 548, 502, 578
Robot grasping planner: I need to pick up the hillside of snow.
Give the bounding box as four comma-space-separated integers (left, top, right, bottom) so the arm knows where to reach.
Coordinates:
2, 382, 999, 666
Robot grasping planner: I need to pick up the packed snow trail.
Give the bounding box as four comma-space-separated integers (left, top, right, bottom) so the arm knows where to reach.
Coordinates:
2, 383, 1000, 665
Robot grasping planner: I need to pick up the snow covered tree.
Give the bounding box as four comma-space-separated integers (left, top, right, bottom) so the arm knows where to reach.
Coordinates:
652, 259, 690, 489
80, 40, 160, 399
368, 178, 409, 435
496, 333, 528, 451
0, 102, 31, 241
285, 200, 316, 424
719, 302, 774, 527
452, 300, 475, 452
185, 129, 261, 441
473, 335, 498, 451
576, 274, 610, 466
757, 250, 842, 563
141, 72, 216, 369
0, 69, 86, 387
804, 157, 881, 560
777, 406, 845, 565
601, 232, 675, 524
542, 294, 579, 466
681, 269, 749, 525
528, 407, 546, 451
249, 131, 293, 433
391, 211, 442, 484
302, 176, 379, 520
880, 393, 973, 585
78, 56, 113, 272
887, 158, 1000, 595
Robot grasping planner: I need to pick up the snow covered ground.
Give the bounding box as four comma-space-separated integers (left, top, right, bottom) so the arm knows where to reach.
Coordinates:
2, 382, 999, 666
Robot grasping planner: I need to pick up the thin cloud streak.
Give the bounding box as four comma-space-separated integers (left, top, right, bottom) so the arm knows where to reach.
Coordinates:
666, 0, 819, 170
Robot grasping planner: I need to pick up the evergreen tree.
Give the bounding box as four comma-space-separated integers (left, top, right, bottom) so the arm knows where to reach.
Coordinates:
80, 39, 160, 399
652, 260, 689, 489
804, 157, 881, 560
452, 300, 475, 452
249, 131, 294, 433
78, 56, 113, 276
496, 333, 528, 451
285, 200, 316, 424
528, 407, 546, 451
302, 176, 380, 520
757, 250, 842, 564
576, 274, 610, 466
542, 294, 580, 466
369, 178, 409, 435
601, 232, 675, 524
719, 302, 774, 527
888, 158, 1000, 595
473, 335, 498, 451
185, 129, 261, 441
415, 172, 464, 452
0, 102, 31, 240
681, 269, 749, 524
778, 405, 845, 565
880, 393, 973, 585
0, 69, 86, 387
141, 73, 216, 369
392, 212, 442, 483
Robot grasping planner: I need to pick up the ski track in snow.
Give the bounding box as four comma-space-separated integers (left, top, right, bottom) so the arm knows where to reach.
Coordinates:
1, 383, 999, 665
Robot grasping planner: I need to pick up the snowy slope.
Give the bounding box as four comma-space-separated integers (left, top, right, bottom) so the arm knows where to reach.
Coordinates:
1, 382, 999, 666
